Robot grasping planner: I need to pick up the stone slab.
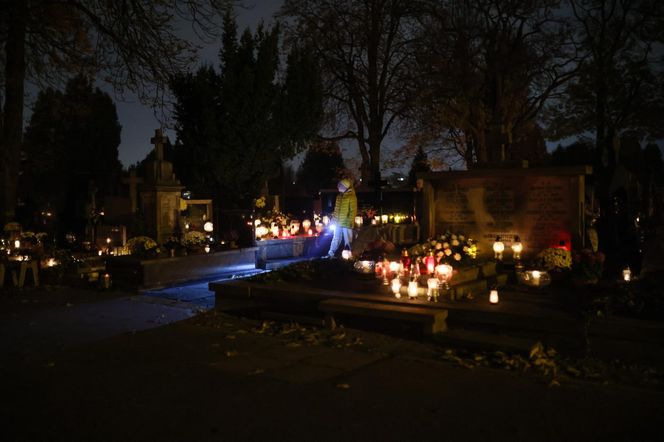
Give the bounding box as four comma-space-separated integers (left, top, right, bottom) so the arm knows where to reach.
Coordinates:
420, 167, 590, 256
108, 248, 257, 289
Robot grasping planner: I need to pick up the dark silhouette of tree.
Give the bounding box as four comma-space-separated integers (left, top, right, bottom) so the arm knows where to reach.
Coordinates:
550, 140, 595, 166
296, 141, 346, 194
171, 13, 323, 208
0, 0, 233, 224
280, 0, 419, 187
547, 0, 663, 170
413, 0, 577, 167
407, 146, 430, 187
21, 75, 122, 233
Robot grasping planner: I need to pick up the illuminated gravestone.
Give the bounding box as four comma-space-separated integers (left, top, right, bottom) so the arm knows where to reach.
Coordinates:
418, 166, 592, 258
140, 129, 184, 245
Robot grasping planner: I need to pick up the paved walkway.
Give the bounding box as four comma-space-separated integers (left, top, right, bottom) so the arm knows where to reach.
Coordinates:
0, 269, 265, 361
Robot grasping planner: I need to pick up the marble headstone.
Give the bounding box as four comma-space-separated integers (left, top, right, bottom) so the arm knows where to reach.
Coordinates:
419, 166, 591, 257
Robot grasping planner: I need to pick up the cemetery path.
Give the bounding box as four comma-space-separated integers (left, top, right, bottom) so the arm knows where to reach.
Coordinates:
1, 308, 662, 442
0, 269, 266, 362
0, 289, 201, 361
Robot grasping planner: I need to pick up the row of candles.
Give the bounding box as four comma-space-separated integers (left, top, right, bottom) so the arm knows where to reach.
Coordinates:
364, 257, 454, 302
255, 213, 413, 240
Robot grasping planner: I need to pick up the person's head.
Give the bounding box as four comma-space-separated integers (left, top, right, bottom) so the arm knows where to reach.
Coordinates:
337, 178, 352, 192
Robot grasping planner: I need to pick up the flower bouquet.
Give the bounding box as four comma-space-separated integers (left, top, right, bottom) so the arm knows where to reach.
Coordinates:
536, 247, 572, 271
126, 236, 159, 259
182, 231, 207, 252
408, 231, 477, 265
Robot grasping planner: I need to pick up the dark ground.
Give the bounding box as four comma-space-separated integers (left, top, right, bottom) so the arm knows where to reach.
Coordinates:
1, 286, 662, 442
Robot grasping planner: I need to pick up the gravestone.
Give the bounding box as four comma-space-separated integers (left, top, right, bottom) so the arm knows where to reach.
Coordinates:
122, 169, 143, 214
181, 199, 213, 232
140, 129, 184, 244
419, 166, 591, 257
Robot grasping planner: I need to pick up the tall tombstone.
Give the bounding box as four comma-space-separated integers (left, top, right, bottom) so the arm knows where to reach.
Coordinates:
140, 129, 184, 245
419, 166, 592, 258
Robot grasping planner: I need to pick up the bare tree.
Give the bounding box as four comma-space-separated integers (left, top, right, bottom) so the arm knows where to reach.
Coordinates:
280, 0, 420, 186
413, 0, 578, 167
0, 0, 233, 223
547, 0, 664, 174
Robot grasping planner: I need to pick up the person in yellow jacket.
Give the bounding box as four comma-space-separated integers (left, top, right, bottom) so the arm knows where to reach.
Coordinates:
327, 178, 358, 258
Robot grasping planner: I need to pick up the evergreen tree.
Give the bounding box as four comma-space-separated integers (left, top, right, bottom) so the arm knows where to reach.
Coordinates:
0, 0, 233, 224
21, 74, 122, 232
296, 141, 346, 194
407, 146, 431, 187
171, 13, 323, 208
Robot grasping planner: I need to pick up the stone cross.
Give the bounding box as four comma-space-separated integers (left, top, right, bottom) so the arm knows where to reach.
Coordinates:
150, 128, 167, 161
122, 169, 143, 213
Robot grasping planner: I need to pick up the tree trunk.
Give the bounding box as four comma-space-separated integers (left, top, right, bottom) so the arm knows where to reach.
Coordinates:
1, 0, 27, 224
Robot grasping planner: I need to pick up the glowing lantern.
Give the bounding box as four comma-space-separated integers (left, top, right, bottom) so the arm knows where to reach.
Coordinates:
372, 217, 379, 225
308, 229, 313, 235
204, 221, 214, 233
355, 216, 363, 228
290, 222, 300, 235
102, 273, 112, 289
435, 264, 453, 290
315, 223, 323, 233
281, 230, 290, 238
98, 250, 103, 256
255, 226, 269, 239
622, 267, 631, 282
322, 215, 330, 226
271, 226, 279, 238
46, 258, 58, 267
204, 245, 211, 253
341, 249, 352, 260
391, 278, 402, 298
254, 219, 261, 227
531, 270, 541, 286
489, 289, 499, 304
302, 219, 311, 232
106, 237, 111, 244
14, 239, 20, 249
381, 214, 388, 224
511, 236, 523, 260
493, 236, 504, 260
424, 251, 435, 275
427, 278, 439, 302
374, 260, 384, 278
389, 261, 400, 276
408, 281, 419, 299
400, 249, 411, 271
